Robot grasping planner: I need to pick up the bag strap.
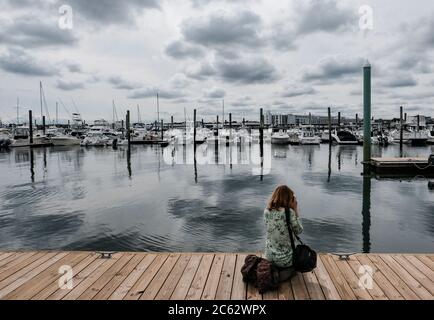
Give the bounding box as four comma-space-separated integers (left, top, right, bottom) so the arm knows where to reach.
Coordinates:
285, 208, 303, 251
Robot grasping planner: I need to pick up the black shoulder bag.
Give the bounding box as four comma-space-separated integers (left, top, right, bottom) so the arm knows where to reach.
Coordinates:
285, 209, 317, 273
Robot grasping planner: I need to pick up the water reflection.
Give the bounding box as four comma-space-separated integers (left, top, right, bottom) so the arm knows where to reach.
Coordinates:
362, 176, 372, 253
0, 143, 432, 253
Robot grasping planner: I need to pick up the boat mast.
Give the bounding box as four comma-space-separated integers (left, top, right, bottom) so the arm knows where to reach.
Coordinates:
156, 93, 160, 127
56, 101, 59, 125
16, 97, 20, 125
222, 99, 225, 129
40, 81, 43, 122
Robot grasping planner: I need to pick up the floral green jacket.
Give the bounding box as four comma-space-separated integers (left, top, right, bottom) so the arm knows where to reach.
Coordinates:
264, 208, 303, 268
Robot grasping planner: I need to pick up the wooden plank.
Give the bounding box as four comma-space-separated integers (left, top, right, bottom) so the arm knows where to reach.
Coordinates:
0, 252, 15, 263
78, 253, 134, 300
0, 252, 35, 273
139, 254, 180, 300
416, 255, 434, 271
230, 254, 247, 300
202, 254, 225, 300
124, 254, 169, 300
93, 253, 145, 300
109, 254, 156, 300
313, 255, 341, 300
277, 280, 294, 300
215, 254, 236, 300
332, 255, 372, 300
356, 255, 403, 300
156, 254, 191, 300
291, 272, 310, 300
367, 255, 419, 300
347, 255, 388, 300
0, 252, 44, 283
321, 255, 356, 300
5, 252, 90, 300
0, 253, 19, 269
47, 256, 108, 300
0, 252, 68, 299
303, 271, 325, 300
392, 255, 434, 296
402, 255, 434, 281
62, 253, 124, 300
379, 255, 432, 300
186, 254, 214, 300
171, 254, 202, 300
32, 253, 99, 300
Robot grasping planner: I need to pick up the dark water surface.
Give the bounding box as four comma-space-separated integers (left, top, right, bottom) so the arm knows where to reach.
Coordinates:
0, 143, 433, 253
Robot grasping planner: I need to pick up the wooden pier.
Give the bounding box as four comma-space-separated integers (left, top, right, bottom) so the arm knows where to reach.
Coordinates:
0, 251, 432, 300
370, 157, 434, 177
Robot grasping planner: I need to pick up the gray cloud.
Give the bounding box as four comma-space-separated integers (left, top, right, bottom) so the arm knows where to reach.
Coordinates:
128, 86, 185, 99
204, 87, 226, 98
381, 76, 418, 88
301, 55, 364, 83
185, 61, 217, 80
56, 79, 86, 91
215, 55, 279, 84
108, 76, 141, 90
0, 16, 78, 48
0, 48, 59, 76
182, 9, 265, 49
165, 40, 205, 59
64, 62, 82, 73
294, 0, 356, 35
281, 84, 316, 97
63, 0, 160, 26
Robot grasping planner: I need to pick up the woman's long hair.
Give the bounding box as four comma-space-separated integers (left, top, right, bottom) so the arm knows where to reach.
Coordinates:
267, 185, 294, 211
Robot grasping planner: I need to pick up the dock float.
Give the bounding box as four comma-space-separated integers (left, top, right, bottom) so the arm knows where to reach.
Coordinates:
370, 157, 434, 177
0, 251, 432, 300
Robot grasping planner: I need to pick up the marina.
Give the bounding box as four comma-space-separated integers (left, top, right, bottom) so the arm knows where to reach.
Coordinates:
0, 251, 432, 300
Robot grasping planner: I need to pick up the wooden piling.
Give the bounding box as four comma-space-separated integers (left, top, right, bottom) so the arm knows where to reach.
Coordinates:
400, 106, 404, 151
363, 61, 372, 174
171, 116, 174, 129
337, 112, 341, 131
29, 110, 33, 145
161, 120, 164, 140
42, 116, 46, 136
126, 111, 131, 146
259, 108, 264, 157
193, 109, 197, 147
328, 107, 332, 145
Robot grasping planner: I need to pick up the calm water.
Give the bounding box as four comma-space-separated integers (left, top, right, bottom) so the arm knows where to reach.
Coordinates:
0, 142, 433, 254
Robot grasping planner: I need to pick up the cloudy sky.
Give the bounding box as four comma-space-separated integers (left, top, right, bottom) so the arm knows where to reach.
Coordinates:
0, 0, 433, 124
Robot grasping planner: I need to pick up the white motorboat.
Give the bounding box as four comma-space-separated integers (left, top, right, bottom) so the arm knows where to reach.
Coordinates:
299, 126, 321, 145
51, 135, 81, 146
0, 128, 11, 148
9, 127, 51, 147
390, 129, 428, 145
80, 133, 111, 146
271, 130, 290, 145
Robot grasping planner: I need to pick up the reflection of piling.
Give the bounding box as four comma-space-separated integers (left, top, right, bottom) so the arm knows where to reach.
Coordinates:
362, 176, 372, 253
259, 108, 264, 158
126, 111, 131, 146
400, 106, 404, 152
363, 61, 372, 174
328, 107, 332, 146
193, 109, 197, 151
29, 110, 33, 145
42, 116, 46, 136
30, 149, 35, 182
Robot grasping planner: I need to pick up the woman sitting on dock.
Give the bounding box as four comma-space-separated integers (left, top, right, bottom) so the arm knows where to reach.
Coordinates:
264, 185, 303, 282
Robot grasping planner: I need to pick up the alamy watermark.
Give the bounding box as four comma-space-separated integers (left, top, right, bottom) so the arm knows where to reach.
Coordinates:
359, 5, 374, 31
358, 265, 374, 290
58, 265, 74, 290
58, 5, 74, 30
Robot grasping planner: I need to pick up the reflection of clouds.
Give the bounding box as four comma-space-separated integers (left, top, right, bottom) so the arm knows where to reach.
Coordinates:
168, 198, 265, 252
0, 210, 85, 250
301, 218, 361, 253
302, 172, 362, 195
